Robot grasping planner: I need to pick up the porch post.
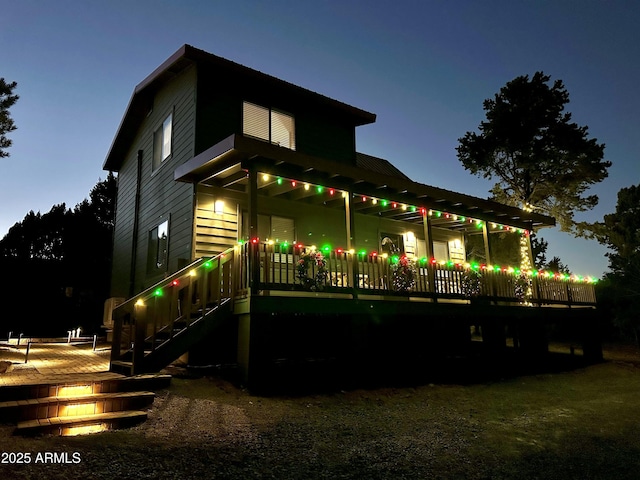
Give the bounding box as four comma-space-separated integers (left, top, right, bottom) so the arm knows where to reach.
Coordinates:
482, 221, 492, 266
248, 165, 259, 294
482, 221, 495, 302
345, 190, 358, 298
422, 210, 434, 260
422, 210, 436, 297
345, 191, 354, 250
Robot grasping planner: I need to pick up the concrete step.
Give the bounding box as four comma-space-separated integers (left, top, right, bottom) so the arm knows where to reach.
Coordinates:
0, 391, 155, 422
16, 410, 148, 436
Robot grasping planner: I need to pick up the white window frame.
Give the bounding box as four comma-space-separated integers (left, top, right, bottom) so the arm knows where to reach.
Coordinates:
147, 219, 169, 273
153, 112, 173, 171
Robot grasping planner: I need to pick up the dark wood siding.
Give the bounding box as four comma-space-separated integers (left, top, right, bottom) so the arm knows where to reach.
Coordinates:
110, 151, 138, 298
110, 65, 197, 296
194, 65, 357, 164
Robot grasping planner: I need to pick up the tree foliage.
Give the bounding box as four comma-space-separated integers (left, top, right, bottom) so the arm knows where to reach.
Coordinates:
591, 184, 640, 346
457, 72, 610, 233
0, 173, 116, 335
465, 231, 550, 270
0, 77, 19, 158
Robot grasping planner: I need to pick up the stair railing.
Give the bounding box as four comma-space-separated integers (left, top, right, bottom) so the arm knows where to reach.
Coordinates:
110, 246, 236, 372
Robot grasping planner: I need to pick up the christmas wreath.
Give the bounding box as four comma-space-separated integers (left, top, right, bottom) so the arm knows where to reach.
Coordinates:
461, 268, 483, 298
390, 256, 416, 293
296, 251, 328, 291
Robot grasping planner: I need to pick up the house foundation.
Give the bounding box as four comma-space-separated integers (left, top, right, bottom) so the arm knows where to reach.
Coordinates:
228, 296, 602, 391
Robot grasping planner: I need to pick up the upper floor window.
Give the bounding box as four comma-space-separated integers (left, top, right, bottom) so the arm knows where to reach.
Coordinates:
243, 102, 295, 150
153, 113, 172, 171
147, 219, 169, 273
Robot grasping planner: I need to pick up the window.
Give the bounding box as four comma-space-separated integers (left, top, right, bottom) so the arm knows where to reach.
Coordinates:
243, 102, 295, 150
433, 241, 449, 261
270, 216, 295, 243
147, 220, 169, 273
153, 113, 172, 171
245, 214, 295, 244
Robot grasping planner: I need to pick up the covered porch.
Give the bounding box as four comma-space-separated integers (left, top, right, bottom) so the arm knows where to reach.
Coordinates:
175, 134, 597, 307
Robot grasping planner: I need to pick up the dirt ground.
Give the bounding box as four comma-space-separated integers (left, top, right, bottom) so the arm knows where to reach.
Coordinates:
1, 343, 640, 480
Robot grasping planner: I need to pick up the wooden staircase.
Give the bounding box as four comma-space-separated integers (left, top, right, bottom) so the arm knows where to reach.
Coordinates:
0, 373, 170, 436
110, 248, 241, 376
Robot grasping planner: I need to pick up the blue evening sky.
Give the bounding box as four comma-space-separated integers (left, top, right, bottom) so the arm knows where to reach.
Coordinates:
2, 0, 639, 278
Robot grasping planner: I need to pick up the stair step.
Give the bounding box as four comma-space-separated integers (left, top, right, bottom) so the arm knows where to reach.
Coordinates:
16, 410, 148, 436
110, 360, 133, 375
0, 391, 155, 422
0, 372, 170, 401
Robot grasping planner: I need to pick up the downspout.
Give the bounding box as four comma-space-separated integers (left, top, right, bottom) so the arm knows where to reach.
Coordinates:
129, 150, 143, 297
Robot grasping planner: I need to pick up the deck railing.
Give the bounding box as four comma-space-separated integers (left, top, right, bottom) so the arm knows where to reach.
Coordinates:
110, 242, 596, 373
251, 242, 597, 306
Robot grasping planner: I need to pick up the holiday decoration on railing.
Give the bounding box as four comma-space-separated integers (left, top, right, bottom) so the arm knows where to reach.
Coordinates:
514, 272, 533, 303
461, 268, 483, 298
296, 251, 328, 291
390, 255, 416, 293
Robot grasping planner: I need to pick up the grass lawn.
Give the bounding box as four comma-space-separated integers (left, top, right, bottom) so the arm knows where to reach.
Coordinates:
1, 343, 639, 479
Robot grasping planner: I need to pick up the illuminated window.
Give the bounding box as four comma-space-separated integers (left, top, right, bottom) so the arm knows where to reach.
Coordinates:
244, 214, 295, 244
243, 102, 295, 150
148, 220, 169, 273
433, 241, 448, 261
153, 113, 172, 171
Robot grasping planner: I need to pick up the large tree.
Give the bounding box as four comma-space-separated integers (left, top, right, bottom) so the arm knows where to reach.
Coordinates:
592, 184, 640, 347
0, 77, 19, 158
456, 71, 610, 234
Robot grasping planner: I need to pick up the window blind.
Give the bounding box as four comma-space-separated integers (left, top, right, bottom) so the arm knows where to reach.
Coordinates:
243, 102, 269, 141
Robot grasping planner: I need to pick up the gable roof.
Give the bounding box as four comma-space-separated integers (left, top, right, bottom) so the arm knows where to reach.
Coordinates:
103, 45, 376, 171
355, 153, 411, 181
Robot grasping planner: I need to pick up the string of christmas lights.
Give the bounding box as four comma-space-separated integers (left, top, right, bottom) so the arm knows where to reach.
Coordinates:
235, 240, 598, 284
260, 173, 532, 235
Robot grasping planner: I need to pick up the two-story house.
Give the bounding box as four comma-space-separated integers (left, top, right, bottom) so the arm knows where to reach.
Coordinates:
104, 45, 598, 389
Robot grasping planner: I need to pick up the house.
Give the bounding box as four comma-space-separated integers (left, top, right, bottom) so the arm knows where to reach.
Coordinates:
104, 45, 599, 388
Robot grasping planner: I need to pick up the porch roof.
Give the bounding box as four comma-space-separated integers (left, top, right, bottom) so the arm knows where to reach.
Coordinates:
174, 134, 555, 231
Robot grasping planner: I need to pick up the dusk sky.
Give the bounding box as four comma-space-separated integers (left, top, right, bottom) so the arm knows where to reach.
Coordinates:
2, 0, 639, 278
